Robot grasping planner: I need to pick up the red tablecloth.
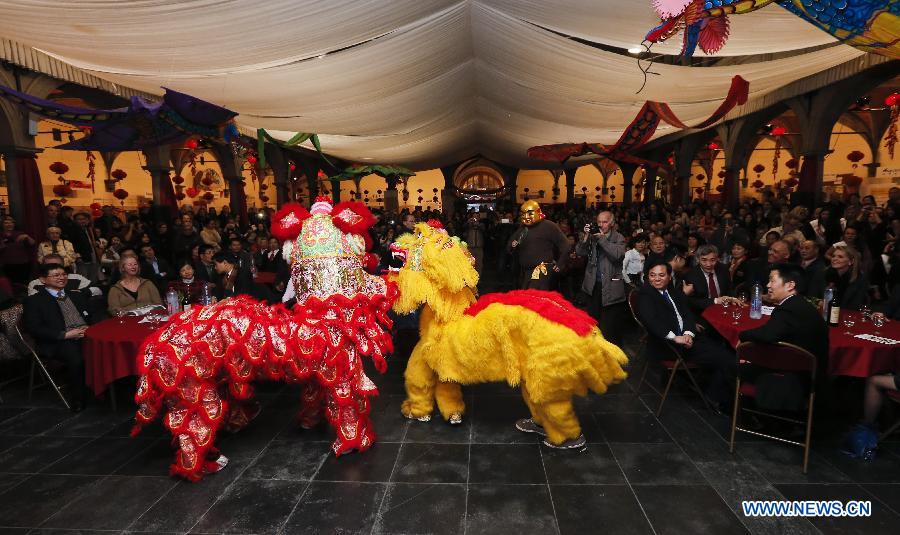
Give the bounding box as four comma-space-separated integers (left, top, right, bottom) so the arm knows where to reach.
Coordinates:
703, 305, 900, 378
83, 316, 160, 396
255, 271, 276, 284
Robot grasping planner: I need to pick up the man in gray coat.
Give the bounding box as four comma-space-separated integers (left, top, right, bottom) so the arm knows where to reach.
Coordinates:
576, 211, 627, 347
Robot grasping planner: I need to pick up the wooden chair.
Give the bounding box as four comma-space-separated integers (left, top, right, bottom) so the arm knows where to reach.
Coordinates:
730, 341, 817, 473
13, 321, 70, 410
627, 290, 712, 417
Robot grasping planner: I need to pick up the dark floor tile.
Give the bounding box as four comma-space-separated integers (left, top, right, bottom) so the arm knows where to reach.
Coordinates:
282, 481, 386, 535
542, 443, 626, 484
41, 437, 154, 476
469, 444, 546, 484
190, 478, 306, 534
0, 473, 29, 495
776, 483, 900, 535
634, 485, 749, 535
0, 408, 76, 436
105, 418, 167, 438
863, 484, 900, 517
25, 530, 120, 534
734, 442, 852, 484
367, 394, 412, 442
127, 458, 248, 533
212, 409, 295, 461
0, 435, 28, 455
112, 439, 173, 477
0, 407, 30, 425
466, 484, 557, 535
609, 443, 705, 485
391, 443, 468, 484
44, 408, 133, 437
471, 396, 533, 444
594, 412, 672, 443
372, 483, 465, 535
243, 440, 328, 480
403, 412, 472, 444
0, 528, 29, 534
0, 474, 101, 527
552, 484, 652, 535
574, 393, 649, 413
696, 460, 820, 535
0, 436, 93, 473
314, 442, 400, 483
657, 407, 734, 462
813, 440, 900, 483
42, 475, 176, 531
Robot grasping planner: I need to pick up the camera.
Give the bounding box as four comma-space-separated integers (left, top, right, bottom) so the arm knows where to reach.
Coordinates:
588, 223, 600, 234
388, 219, 396, 225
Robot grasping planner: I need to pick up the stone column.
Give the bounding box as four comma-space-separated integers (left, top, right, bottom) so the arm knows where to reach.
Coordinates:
439, 164, 458, 218
1, 146, 44, 235
564, 168, 576, 207
383, 176, 399, 213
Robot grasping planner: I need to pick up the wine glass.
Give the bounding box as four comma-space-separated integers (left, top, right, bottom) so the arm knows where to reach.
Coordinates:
872, 314, 885, 331
722, 299, 732, 316
737, 292, 749, 307
116, 309, 126, 325
860, 305, 871, 323
731, 307, 743, 325
842, 315, 856, 335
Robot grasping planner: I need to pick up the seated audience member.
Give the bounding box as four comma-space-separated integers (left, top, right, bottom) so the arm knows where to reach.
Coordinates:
746, 239, 792, 290
194, 244, 220, 287
729, 240, 751, 293
846, 372, 900, 452
23, 263, 96, 411
875, 284, 900, 320
167, 261, 210, 306
27, 254, 102, 298
623, 234, 648, 286
139, 244, 172, 292
36, 226, 77, 268
645, 233, 671, 268
213, 252, 271, 302
738, 263, 829, 408
107, 254, 163, 315
683, 244, 739, 312
637, 260, 737, 410
798, 240, 826, 297
821, 244, 868, 310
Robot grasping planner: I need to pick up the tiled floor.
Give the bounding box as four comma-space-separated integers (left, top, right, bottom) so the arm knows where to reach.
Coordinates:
1, 318, 899, 533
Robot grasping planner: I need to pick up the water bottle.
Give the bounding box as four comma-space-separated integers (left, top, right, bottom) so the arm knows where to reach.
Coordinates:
166, 288, 180, 316
749, 283, 762, 320
822, 287, 834, 322
199, 283, 211, 306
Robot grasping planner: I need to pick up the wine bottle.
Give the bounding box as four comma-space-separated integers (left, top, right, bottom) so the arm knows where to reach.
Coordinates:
181, 290, 191, 312
827, 286, 841, 326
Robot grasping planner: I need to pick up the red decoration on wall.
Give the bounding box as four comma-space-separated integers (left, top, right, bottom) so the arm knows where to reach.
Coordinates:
113, 188, 129, 200
846, 150, 865, 163
886, 103, 899, 159
52, 184, 73, 197
752, 164, 765, 174
246, 155, 258, 165
201, 176, 213, 187
707, 141, 719, 150
289, 162, 297, 172
175, 192, 186, 201
715, 185, 724, 192
202, 191, 215, 202
751, 179, 764, 189
771, 126, 787, 137
85, 151, 96, 193
185, 187, 199, 198
841, 175, 862, 187
49, 161, 69, 175
784, 177, 798, 188
785, 158, 798, 169
111, 169, 127, 180
886, 93, 899, 107
695, 187, 704, 194
184, 138, 199, 150
172, 175, 185, 185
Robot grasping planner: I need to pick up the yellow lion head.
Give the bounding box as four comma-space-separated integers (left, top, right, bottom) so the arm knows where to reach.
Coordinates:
390, 222, 478, 316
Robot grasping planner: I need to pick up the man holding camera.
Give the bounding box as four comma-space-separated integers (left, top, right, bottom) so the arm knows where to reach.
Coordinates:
576, 211, 627, 347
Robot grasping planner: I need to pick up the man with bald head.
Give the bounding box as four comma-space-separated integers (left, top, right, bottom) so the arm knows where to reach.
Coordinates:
747, 239, 794, 291
576, 210, 627, 346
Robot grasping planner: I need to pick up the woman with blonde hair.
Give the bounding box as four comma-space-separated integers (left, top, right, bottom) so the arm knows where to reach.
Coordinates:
108, 253, 163, 315
822, 244, 868, 310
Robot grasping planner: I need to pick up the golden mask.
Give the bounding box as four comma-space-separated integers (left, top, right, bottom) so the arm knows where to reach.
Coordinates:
519, 200, 544, 226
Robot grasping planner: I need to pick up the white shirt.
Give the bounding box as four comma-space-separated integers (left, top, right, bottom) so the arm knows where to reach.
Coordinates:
700, 268, 720, 297
658, 289, 695, 340
28, 274, 102, 298
622, 249, 645, 284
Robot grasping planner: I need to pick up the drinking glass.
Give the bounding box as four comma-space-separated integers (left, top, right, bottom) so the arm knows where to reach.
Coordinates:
842, 315, 856, 335
860, 305, 871, 323
872, 315, 885, 331
116, 309, 126, 325
732, 307, 742, 325
722, 299, 731, 316
737, 292, 749, 306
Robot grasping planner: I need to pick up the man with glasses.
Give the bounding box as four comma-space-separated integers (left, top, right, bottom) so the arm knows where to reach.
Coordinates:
23, 263, 96, 411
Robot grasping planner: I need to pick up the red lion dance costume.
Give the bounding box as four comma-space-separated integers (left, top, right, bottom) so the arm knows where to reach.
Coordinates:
132, 197, 396, 481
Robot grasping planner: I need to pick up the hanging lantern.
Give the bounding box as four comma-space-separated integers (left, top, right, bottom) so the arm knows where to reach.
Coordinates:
49, 162, 69, 175
111, 169, 127, 181
259, 183, 268, 191
202, 191, 215, 202
289, 162, 297, 172
771, 126, 787, 137
784, 177, 799, 188
707, 141, 719, 150
246, 155, 258, 165
171, 175, 184, 185
377, 189, 382, 194
184, 138, 199, 150
175, 192, 186, 201
90, 202, 101, 211
717, 170, 726, 178
695, 173, 705, 180
52, 184, 73, 197
715, 185, 724, 192
846, 151, 865, 169
695, 187, 704, 195
785, 158, 798, 169
581, 186, 587, 192
842, 175, 862, 187
185, 187, 199, 198
417, 188, 423, 193
752, 164, 765, 175
886, 93, 899, 107
417, 196, 423, 202
432, 188, 438, 193
317, 170, 327, 179
751, 179, 765, 189
201, 176, 213, 187
113, 188, 129, 201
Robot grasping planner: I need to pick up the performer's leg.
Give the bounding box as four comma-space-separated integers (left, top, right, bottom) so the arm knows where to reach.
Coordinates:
435, 381, 465, 423
323, 378, 370, 456
296, 381, 326, 429
535, 398, 582, 445
401, 346, 438, 420
166, 382, 226, 481
520, 382, 545, 427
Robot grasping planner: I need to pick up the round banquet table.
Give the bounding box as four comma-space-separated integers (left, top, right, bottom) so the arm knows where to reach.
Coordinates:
83, 315, 161, 403
702, 305, 900, 377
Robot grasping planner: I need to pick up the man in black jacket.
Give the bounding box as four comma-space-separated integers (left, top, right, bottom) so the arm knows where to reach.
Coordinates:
139, 244, 172, 292
683, 244, 738, 312
798, 240, 826, 298
637, 260, 737, 409
213, 252, 272, 302
23, 263, 96, 411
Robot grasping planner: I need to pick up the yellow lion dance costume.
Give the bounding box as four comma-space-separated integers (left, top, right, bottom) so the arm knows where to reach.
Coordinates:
391, 221, 628, 449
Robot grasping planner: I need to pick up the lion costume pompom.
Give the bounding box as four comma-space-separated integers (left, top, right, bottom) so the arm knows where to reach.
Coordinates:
391, 222, 628, 448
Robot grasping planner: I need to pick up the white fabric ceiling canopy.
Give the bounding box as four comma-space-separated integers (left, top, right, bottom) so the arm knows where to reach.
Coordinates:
0, 0, 859, 169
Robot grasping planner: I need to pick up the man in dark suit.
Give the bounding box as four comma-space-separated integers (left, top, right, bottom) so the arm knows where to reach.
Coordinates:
637, 259, 737, 409
798, 240, 826, 298
683, 244, 737, 312
710, 216, 749, 258
139, 244, 172, 292
213, 252, 272, 302
23, 263, 96, 411
194, 244, 220, 290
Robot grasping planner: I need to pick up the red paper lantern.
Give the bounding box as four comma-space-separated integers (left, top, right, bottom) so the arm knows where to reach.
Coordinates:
695, 187, 704, 194
707, 142, 719, 150
91, 207, 102, 218
886, 93, 899, 107
317, 170, 327, 179
846, 150, 865, 163
246, 155, 257, 165
259, 183, 268, 191
113, 188, 129, 200
184, 138, 199, 150
771, 126, 787, 137
432, 188, 438, 193
90, 202, 102, 210
185, 187, 199, 198
715, 185, 724, 192
751, 179, 765, 189
695, 173, 705, 180
49, 162, 69, 175
418, 196, 423, 202
111, 169, 127, 180
752, 164, 765, 174
202, 191, 214, 202
784, 178, 799, 188
717, 170, 726, 178
785, 158, 798, 169
172, 175, 185, 185
289, 162, 297, 172
52, 184, 73, 197
175, 192, 186, 201
260, 195, 270, 203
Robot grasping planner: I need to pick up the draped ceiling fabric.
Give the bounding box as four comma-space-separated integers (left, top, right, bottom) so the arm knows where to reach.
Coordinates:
0, 1, 872, 170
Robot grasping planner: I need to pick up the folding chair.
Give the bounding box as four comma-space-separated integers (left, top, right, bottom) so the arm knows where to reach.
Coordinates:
14, 322, 70, 410
879, 390, 900, 441
627, 290, 712, 417
730, 341, 816, 473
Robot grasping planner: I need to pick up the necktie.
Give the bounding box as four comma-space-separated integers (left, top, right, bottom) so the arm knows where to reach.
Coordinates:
707, 271, 718, 299
51, 241, 59, 254
663, 290, 684, 335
